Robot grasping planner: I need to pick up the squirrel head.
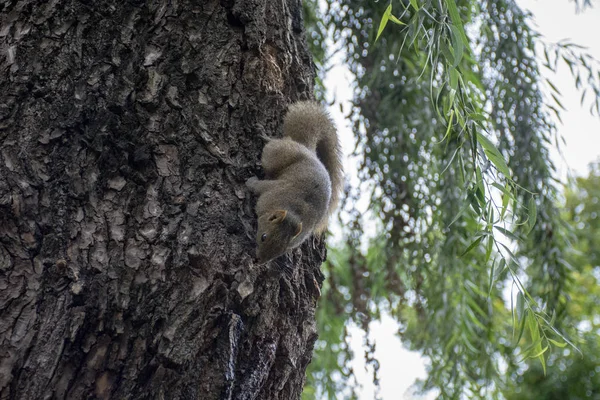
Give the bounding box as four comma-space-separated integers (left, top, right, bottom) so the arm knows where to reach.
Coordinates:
256, 209, 303, 263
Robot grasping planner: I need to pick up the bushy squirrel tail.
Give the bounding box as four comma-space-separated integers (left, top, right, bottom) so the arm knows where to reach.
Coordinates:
283, 101, 344, 233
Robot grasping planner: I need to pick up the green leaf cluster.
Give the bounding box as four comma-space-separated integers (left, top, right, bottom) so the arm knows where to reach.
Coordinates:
503, 163, 600, 399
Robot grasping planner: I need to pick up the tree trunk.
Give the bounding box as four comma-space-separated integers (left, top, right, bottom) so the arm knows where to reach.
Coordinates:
0, 1, 324, 399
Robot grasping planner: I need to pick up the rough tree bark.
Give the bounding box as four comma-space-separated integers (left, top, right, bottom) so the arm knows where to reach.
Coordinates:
0, 1, 325, 399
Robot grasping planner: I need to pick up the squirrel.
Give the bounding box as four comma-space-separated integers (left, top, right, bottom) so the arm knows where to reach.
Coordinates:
246, 101, 343, 264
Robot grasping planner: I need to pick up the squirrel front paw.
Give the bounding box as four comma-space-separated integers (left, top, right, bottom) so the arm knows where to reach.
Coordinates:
246, 176, 260, 192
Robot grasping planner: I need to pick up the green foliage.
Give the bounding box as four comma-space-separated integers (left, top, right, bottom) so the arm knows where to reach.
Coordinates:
505, 334, 600, 400
300, 0, 600, 398
572, 0, 595, 12
542, 40, 600, 118
303, 246, 360, 400
302, 0, 328, 100
503, 163, 600, 399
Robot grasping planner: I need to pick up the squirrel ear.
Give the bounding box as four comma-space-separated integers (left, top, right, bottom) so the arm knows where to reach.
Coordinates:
269, 210, 287, 223
292, 222, 303, 238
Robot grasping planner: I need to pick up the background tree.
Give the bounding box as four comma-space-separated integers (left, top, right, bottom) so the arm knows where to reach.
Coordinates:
503, 163, 600, 400
0, 1, 325, 398
301, 0, 600, 398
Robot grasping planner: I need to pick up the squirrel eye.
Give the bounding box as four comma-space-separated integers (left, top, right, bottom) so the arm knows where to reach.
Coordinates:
261, 233, 267, 242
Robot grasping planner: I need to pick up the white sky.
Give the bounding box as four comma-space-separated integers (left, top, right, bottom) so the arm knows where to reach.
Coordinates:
323, 1, 600, 399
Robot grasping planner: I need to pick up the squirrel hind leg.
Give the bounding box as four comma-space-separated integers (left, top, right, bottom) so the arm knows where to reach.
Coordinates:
246, 177, 278, 194
261, 139, 300, 176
